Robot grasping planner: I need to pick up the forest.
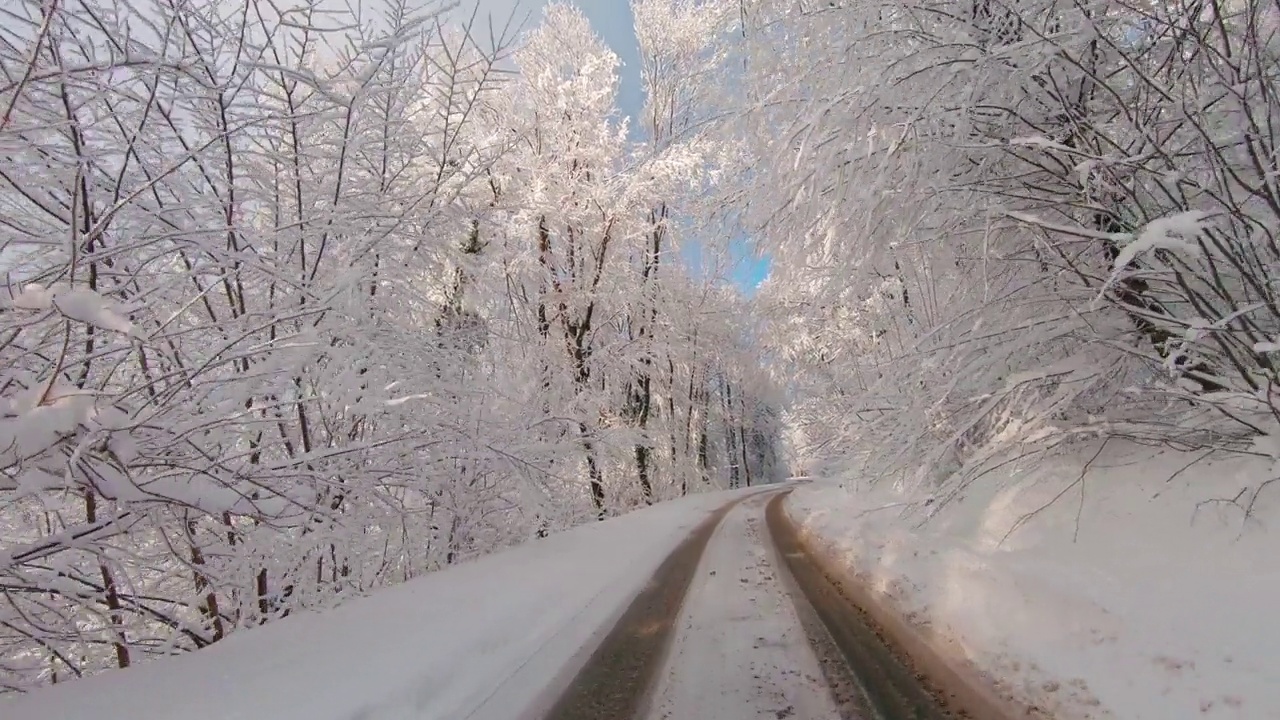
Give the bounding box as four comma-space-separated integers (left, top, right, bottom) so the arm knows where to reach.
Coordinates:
4, 0, 1279, 694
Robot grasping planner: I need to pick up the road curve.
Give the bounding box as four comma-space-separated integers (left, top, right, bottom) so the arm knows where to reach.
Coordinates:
540, 488, 959, 720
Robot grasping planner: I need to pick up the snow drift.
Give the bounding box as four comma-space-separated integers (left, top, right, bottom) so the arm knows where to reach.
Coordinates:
786, 440, 1278, 720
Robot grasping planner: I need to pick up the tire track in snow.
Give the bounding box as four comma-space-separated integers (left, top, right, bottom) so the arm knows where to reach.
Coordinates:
765, 491, 955, 720
643, 493, 849, 720
540, 493, 754, 720
542, 487, 963, 720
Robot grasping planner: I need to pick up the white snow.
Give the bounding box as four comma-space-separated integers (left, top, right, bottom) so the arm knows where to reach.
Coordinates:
1010, 135, 1076, 153
644, 493, 841, 720
2, 282, 139, 337
1112, 211, 1210, 272
52, 286, 138, 336
1089, 210, 1213, 309
6, 283, 56, 310
786, 439, 1280, 720
1, 488, 763, 720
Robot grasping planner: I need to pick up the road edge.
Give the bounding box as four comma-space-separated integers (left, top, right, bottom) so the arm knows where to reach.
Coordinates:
757, 494, 870, 720
772, 492, 1044, 720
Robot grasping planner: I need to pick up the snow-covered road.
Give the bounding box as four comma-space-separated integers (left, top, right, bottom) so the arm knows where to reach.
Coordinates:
644, 492, 846, 720
547, 489, 956, 720
2, 488, 769, 720
3, 485, 961, 720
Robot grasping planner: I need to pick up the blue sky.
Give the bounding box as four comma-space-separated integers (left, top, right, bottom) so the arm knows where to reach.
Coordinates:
472, 0, 770, 293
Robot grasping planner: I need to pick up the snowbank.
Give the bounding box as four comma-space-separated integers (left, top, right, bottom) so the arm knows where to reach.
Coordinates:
786, 440, 1279, 720
2, 487, 762, 720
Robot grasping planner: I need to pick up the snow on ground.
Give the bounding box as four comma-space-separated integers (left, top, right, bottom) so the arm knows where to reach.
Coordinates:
645, 492, 841, 720
786, 439, 1280, 720
3, 487, 764, 720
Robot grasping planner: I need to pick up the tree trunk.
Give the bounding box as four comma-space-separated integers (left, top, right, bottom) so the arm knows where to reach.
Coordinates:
723, 380, 741, 489
84, 490, 129, 668
185, 515, 225, 642
256, 568, 270, 624
579, 422, 607, 519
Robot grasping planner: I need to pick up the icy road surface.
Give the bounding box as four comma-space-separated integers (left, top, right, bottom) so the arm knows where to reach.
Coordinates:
644, 493, 845, 720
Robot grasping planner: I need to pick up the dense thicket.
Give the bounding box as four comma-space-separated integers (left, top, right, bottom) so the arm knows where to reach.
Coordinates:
740, 0, 1280, 488
0, 0, 781, 690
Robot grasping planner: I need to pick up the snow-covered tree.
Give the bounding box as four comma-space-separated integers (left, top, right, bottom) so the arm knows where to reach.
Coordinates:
737, 0, 1280, 493
0, 0, 783, 692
